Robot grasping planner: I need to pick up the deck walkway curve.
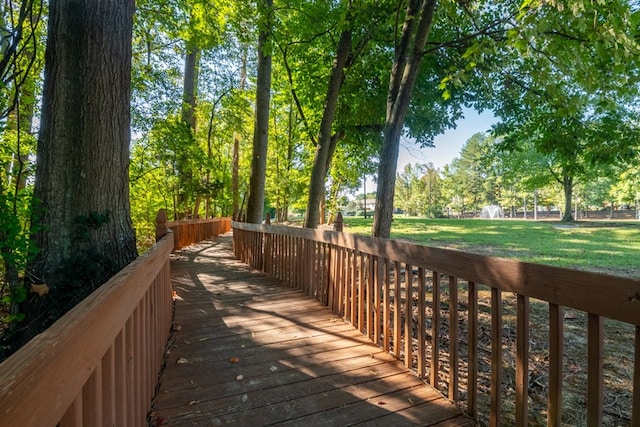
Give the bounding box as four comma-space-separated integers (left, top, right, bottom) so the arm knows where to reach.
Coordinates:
150, 233, 475, 426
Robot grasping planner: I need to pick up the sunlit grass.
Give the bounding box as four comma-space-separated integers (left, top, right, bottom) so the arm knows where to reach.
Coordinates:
342, 217, 640, 278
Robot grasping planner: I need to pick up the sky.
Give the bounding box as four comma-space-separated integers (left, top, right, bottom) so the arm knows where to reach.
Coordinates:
359, 108, 496, 194
397, 108, 496, 171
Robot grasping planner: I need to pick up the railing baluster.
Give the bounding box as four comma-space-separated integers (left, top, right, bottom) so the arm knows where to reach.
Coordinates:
367, 255, 374, 340
417, 267, 426, 379
383, 258, 391, 353
588, 313, 604, 426
59, 395, 82, 427
431, 271, 440, 388
516, 295, 530, 426
82, 365, 101, 426
358, 253, 366, 333
350, 250, 357, 324
374, 256, 382, 346
548, 303, 563, 427
405, 264, 413, 369
394, 261, 402, 359
491, 287, 502, 427
633, 326, 640, 426
449, 275, 459, 401
102, 346, 115, 426
468, 281, 478, 418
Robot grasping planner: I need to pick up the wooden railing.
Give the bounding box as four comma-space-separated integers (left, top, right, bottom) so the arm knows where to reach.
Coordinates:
0, 233, 174, 427
232, 219, 640, 426
156, 209, 232, 250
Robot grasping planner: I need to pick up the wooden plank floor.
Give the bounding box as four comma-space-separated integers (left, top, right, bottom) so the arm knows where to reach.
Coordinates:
150, 234, 475, 427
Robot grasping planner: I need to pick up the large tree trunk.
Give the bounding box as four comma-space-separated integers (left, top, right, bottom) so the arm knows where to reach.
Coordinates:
304, 25, 352, 229
246, 0, 273, 224
23, 0, 137, 341
372, 0, 437, 238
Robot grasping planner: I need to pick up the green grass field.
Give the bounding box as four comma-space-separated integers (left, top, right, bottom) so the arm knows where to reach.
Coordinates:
342, 217, 640, 278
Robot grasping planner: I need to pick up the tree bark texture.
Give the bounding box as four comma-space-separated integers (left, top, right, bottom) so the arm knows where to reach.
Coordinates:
246, 0, 273, 224
304, 25, 352, 229
26, 0, 137, 326
372, 0, 437, 238
232, 49, 248, 221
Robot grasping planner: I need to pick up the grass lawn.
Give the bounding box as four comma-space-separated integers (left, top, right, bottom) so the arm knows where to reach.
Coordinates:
342, 217, 640, 278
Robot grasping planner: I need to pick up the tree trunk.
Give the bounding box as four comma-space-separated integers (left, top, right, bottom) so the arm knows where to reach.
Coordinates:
23, 0, 137, 341
232, 48, 248, 221
246, 0, 273, 224
372, 0, 437, 238
304, 24, 352, 229
177, 44, 200, 216
561, 172, 574, 222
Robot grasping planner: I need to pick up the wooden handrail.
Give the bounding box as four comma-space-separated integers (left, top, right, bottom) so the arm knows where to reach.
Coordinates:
0, 233, 174, 427
232, 220, 640, 426
157, 209, 231, 250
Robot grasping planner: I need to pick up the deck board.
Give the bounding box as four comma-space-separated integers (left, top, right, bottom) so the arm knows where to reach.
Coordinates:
150, 234, 475, 426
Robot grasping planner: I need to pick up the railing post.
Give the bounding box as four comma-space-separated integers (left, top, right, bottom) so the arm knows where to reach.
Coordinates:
333, 212, 343, 232
155, 209, 168, 242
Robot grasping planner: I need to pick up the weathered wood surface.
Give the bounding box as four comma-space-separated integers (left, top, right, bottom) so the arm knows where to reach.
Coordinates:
151, 235, 474, 426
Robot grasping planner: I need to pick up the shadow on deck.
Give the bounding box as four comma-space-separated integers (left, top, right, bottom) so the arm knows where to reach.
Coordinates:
150, 234, 475, 426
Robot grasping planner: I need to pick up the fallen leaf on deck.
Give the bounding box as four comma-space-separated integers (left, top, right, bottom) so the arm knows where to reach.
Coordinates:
188, 400, 199, 405
229, 357, 240, 363
177, 357, 188, 364
199, 337, 208, 341
408, 398, 415, 405
269, 365, 278, 372
377, 401, 387, 405
236, 375, 244, 381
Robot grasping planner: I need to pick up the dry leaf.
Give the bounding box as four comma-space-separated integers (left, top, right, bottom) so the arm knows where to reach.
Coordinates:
30, 284, 49, 297
377, 401, 387, 405
236, 375, 244, 381
188, 400, 199, 405
177, 357, 188, 364
229, 357, 240, 363
269, 365, 278, 372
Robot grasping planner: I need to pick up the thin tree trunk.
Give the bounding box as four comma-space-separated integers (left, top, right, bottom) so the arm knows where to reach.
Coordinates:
246, 0, 273, 224
232, 48, 248, 221
304, 21, 352, 229
372, 0, 437, 238
561, 173, 574, 222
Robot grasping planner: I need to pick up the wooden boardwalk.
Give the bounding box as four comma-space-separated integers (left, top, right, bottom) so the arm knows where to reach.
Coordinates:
150, 234, 475, 427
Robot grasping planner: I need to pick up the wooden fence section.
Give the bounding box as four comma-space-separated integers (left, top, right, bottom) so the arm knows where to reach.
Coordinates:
0, 234, 174, 427
157, 209, 231, 250
232, 220, 640, 426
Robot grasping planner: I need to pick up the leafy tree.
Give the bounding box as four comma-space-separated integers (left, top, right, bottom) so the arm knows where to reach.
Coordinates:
0, 0, 44, 337
484, 0, 640, 221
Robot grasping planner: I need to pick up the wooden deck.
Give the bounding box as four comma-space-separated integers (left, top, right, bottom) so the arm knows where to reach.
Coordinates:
150, 234, 475, 426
